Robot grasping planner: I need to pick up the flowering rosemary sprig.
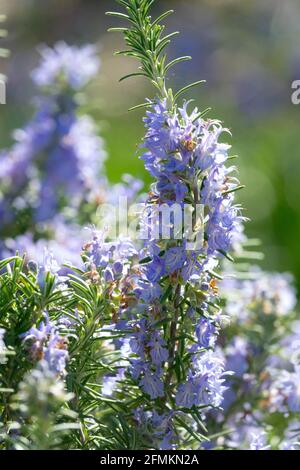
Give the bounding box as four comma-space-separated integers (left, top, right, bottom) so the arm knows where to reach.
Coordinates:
108, 0, 244, 449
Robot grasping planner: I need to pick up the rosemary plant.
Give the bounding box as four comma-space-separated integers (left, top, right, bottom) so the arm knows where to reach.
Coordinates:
105, 0, 244, 449
0, 0, 298, 452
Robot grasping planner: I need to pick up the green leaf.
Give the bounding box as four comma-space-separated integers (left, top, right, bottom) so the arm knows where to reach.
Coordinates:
107, 27, 129, 33
194, 107, 211, 121
175, 416, 209, 443
165, 56, 191, 73
0, 257, 19, 271
208, 270, 224, 281
152, 10, 174, 26
160, 284, 173, 303
174, 80, 206, 101
217, 249, 234, 262
139, 256, 152, 264
119, 72, 148, 82
128, 102, 152, 112
106, 11, 130, 20
223, 185, 245, 196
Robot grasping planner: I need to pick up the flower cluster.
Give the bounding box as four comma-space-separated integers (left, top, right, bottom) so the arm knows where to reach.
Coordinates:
176, 349, 228, 408
83, 230, 138, 285
32, 42, 99, 90
222, 268, 296, 323
0, 42, 106, 255
88, 93, 244, 449
141, 99, 243, 258
266, 323, 300, 414
133, 408, 176, 450
22, 314, 69, 375
3, 218, 84, 269
84, 0, 247, 442
0, 42, 145, 272
203, 266, 300, 450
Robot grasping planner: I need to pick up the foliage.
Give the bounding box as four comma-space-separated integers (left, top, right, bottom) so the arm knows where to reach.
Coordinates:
0, 0, 299, 451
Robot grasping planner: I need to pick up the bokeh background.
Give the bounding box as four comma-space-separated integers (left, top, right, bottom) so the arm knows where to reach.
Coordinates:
1, 0, 300, 291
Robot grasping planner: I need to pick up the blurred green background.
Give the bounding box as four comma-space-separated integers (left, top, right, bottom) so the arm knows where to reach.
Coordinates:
1, 0, 300, 291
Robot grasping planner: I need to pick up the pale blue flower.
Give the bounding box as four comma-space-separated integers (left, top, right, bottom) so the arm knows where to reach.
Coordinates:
140, 368, 164, 399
